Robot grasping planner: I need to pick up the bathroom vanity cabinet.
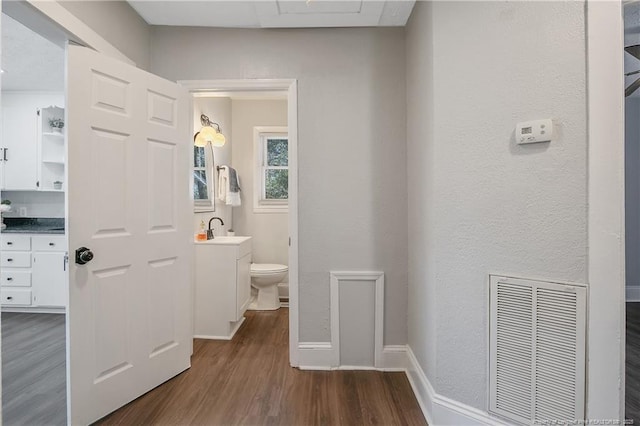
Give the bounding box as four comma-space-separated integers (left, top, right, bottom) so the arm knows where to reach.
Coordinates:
1, 234, 67, 310
194, 236, 252, 339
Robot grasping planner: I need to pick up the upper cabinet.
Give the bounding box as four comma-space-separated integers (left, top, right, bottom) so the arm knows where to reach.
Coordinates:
0, 93, 64, 192
1, 103, 38, 190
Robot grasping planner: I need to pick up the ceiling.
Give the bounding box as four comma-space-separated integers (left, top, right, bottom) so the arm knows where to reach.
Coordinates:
127, 0, 415, 28
0, 1, 413, 92
1, 13, 65, 92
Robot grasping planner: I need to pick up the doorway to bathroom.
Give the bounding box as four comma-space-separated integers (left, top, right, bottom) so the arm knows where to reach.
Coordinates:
182, 80, 300, 365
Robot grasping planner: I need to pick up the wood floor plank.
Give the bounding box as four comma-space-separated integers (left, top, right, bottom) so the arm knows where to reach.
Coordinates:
98, 308, 427, 426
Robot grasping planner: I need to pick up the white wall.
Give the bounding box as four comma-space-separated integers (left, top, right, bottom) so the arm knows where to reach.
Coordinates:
406, 0, 587, 411
192, 97, 233, 236
405, 1, 437, 384
230, 99, 288, 267
151, 27, 408, 344
59, 0, 151, 70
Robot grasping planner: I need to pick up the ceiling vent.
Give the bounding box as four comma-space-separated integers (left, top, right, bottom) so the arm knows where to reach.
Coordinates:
489, 275, 586, 425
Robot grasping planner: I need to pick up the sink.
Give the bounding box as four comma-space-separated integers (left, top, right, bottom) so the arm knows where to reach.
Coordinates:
194, 236, 251, 245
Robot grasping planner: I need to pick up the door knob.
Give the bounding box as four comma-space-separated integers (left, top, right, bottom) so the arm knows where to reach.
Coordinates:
75, 247, 94, 265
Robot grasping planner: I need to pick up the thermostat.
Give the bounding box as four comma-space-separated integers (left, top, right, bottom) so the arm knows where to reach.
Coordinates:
516, 119, 553, 144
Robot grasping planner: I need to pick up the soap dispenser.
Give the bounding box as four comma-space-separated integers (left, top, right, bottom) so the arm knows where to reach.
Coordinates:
196, 220, 207, 241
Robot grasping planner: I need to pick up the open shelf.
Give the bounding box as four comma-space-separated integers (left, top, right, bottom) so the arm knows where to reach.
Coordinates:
39, 106, 65, 193
42, 132, 64, 138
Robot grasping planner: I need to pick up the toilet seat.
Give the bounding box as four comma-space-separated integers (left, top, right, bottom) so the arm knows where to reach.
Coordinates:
251, 263, 288, 275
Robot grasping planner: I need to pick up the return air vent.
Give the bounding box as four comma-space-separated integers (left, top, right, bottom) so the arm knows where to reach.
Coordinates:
489, 276, 586, 425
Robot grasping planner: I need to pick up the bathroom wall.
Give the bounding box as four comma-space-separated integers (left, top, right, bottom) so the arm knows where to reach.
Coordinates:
406, 0, 587, 411
192, 96, 233, 236
151, 26, 408, 344
230, 99, 288, 286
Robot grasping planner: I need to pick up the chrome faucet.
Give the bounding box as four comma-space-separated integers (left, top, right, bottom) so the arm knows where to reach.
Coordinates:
207, 217, 224, 240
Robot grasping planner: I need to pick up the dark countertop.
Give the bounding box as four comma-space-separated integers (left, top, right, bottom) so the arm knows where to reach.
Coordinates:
1, 218, 65, 234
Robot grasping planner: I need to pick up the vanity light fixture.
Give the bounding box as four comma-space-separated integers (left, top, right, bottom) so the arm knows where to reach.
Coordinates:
194, 114, 226, 147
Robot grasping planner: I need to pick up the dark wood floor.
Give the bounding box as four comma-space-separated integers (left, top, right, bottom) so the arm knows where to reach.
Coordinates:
99, 308, 427, 426
2, 312, 66, 426
628, 303, 640, 423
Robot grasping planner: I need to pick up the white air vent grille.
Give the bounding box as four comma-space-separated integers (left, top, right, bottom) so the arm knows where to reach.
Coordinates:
489, 276, 586, 425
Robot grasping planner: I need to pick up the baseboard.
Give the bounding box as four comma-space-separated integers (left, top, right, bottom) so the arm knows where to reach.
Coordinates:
405, 346, 510, 426
2, 307, 65, 314
298, 342, 333, 370
378, 345, 410, 371
193, 317, 245, 341
297, 343, 410, 371
627, 285, 640, 302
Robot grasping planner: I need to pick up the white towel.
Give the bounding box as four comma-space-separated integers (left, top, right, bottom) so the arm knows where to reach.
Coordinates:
217, 166, 241, 207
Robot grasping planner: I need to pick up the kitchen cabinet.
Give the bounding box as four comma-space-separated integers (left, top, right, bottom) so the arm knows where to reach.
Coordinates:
0, 94, 65, 191
0, 235, 32, 306
194, 236, 252, 339
32, 236, 67, 307
1, 105, 38, 190
0, 233, 67, 310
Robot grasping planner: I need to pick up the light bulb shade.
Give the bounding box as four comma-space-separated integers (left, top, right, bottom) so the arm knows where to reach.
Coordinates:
212, 132, 226, 147
194, 131, 208, 147
193, 125, 226, 147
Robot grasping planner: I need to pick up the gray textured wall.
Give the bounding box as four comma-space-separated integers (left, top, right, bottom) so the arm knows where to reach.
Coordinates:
406, 0, 588, 410
150, 26, 408, 344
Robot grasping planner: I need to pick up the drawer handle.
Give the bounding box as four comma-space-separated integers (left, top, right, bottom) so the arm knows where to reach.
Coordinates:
6, 277, 12, 281
49, 243, 55, 246
6, 297, 12, 300
6, 242, 12, 245
7, 258, 13, 262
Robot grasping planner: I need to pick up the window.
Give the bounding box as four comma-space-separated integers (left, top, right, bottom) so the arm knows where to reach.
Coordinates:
254, 127, 288, 213
193, 145, 213, 211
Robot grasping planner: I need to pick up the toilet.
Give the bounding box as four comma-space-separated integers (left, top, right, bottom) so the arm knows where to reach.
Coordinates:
249, 263, 288, 310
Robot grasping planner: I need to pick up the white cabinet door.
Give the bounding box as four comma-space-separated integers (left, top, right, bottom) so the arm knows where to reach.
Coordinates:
32, 251, 67, 308
67, 44, 191, 425
1, 105, 38, 190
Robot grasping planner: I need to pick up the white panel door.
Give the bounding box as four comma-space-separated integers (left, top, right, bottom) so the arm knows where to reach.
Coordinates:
66, 44, 192, 425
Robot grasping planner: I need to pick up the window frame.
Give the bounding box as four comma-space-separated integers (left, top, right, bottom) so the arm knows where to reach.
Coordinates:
193, 144, 214, 212
253, 126, 289, 213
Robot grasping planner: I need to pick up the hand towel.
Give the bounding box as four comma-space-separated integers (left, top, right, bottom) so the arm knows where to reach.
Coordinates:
217, 166, 241, 207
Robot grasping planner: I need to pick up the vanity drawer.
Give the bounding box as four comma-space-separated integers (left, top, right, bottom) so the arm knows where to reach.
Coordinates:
32, 235, 66, 251
1, 271, 31, 287
1, 252, 31, 268
1, 288, 32, 306
0, 235, 30, 251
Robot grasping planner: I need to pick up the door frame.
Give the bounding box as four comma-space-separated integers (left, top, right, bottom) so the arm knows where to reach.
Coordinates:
586, 0, 625, 421
179, 79, 300, 367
